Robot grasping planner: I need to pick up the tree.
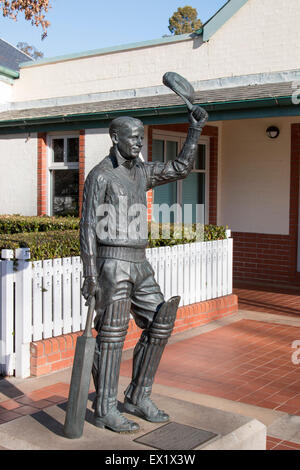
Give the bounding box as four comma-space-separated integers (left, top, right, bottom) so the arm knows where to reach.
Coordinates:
1, 1, 51, 38
168, 5, 202, 35
17, 41, 43, 59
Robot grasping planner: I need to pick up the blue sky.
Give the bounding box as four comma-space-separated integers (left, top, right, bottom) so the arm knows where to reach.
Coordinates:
0, 0, 227, 59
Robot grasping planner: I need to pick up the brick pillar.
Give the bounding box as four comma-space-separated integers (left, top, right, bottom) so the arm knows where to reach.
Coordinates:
289, 124, 300, 280
147, 126, 153, 220
79, 130, 85, 218
147, 189, 153, 221
37, 133, 48, 216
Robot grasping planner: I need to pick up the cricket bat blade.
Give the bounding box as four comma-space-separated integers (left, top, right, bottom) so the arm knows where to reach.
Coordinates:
63, 297, 96, 439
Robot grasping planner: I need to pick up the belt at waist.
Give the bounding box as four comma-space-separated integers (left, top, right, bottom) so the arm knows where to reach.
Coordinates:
97, 246, 146, 262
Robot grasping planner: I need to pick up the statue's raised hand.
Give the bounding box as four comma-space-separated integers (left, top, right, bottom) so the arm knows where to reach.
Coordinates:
189, 105, 208, 128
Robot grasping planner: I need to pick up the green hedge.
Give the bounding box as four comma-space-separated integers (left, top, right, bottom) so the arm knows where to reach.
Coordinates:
148, 223, 227, 247
0, 230, 80, 260
0, 215, 80, 234
0, 223, 227, 261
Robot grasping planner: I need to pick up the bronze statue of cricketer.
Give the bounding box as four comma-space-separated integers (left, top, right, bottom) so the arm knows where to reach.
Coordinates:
80, 74, 208, 433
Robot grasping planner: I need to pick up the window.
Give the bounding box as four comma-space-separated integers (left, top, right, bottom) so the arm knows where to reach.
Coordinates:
152, 130, 209, 224
48, 135, 79, 217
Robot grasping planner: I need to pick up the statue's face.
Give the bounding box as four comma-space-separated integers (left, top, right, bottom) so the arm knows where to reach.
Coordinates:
113, 124, 144, 160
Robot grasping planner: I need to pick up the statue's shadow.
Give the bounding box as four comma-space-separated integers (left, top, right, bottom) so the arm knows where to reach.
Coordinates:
30, 391, 97, 438
29, 391, 127, 437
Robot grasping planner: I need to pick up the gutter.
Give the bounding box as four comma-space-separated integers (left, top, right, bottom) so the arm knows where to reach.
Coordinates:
0, 95, 296, 134
0, 65, 19, 79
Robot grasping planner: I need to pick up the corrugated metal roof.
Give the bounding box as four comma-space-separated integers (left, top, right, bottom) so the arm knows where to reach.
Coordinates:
0, 81, 294, 123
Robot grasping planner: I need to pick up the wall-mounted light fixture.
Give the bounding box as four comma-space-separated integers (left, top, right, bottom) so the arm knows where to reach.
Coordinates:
266, 126, 280, 139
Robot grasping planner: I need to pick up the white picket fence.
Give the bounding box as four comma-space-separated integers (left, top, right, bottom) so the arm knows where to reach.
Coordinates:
0, 235, 233, 378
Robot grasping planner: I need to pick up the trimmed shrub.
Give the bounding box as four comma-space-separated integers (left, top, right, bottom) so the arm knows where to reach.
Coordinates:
148, 223, 227, 247
0, 215, 80, 234
0, 223, 228, 261
0, 230, 80, 261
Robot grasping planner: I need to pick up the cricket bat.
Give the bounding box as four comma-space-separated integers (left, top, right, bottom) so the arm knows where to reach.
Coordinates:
63, 295, 96, 439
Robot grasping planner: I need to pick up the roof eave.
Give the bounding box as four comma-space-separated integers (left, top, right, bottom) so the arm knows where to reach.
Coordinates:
0, 95, 294, 133
203, 0, 249, 41
0, 65, 19, 79
18, 33, 198, 69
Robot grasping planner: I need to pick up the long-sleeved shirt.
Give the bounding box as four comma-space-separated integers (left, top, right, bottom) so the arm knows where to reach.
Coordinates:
80, 124, 202, 277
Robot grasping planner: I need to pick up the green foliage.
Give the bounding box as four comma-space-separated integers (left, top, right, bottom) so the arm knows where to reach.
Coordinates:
0, 217, 227, 261
0, 230, 80, 261
148, 223, 227, 247
1, 0, 51, 39
168, 5, 202, 35
0, 215, 80, 234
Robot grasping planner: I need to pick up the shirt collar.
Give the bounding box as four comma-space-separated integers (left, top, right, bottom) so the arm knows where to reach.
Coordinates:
111, 146, 138, 170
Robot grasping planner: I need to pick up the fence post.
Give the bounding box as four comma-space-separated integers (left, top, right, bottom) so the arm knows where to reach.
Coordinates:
165, 246, 171, 300
227, 237, 233, 295
62, 257, 72, 334
189, 243, 196, 305
201, 241, 207, 301
43, 259, 54, 339
195, 242, 202, 303
0, 249, 15, 376
71, 256, 82, 333
183, 244, 190, 306
32, 260, 43, 341
212, 241, 218, 299
14, 248, 32, 378
177, 244, 184, 307
157, 246, 166, 297
170, 245, 178, 298
206, 241, 212, 300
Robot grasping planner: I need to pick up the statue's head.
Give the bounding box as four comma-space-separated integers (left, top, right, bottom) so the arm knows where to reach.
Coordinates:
109, 116, 144, 160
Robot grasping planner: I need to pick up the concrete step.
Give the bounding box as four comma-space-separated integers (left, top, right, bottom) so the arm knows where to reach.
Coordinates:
0, 391, 266, 450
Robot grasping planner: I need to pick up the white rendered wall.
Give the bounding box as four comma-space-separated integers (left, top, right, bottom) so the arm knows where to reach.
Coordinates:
0, 80, 12, 104
11, 0, 300, 103
85, 128, 111, 177
0, 134, 37, 215
85, 125, 148, 177
219, 117, 295, 235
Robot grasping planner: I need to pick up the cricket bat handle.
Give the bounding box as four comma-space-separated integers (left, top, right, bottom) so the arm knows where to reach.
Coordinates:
83, 295, 96, 338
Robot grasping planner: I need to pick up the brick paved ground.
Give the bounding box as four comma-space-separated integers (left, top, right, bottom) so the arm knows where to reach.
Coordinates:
233, 283, 300, 317
120, 317, 300, 450
121, 319, 300, 414
0, 383, 68, 425
267, 436, 300, 450
1, 312, 300, 450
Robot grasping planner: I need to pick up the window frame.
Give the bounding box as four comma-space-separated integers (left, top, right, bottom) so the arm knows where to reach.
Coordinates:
152, 130, 210, 224
47, 133, 80, 216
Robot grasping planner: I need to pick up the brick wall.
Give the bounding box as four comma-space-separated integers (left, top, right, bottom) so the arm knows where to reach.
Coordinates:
79, 130, 85, 217
37, 133, 48, 216
232, 232, 294, 284
30, 294, 238, 377
147, 189, 153, 222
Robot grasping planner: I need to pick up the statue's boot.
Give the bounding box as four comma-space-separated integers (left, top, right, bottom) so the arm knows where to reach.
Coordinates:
124, 296, 180, 423
92, 298, 140, 433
